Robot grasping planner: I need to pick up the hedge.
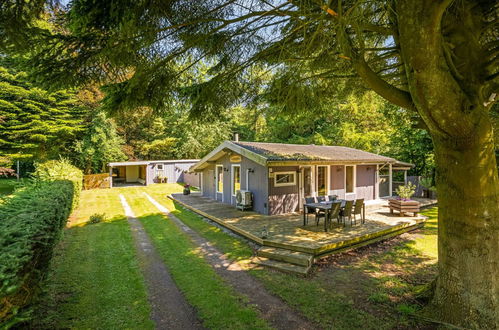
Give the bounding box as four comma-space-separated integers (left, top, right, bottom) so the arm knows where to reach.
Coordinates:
0, 160, 83, 327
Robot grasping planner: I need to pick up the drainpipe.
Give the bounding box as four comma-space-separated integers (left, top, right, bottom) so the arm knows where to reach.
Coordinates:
246, 168, 250, 191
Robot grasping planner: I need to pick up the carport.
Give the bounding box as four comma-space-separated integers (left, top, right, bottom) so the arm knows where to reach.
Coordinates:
108, 161, 149, 188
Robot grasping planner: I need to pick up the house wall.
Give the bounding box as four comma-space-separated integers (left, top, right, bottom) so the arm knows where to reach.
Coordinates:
330, 165, 345, 199
200, 153, 268, 214
355, 165, 376, 200
126, 165, 139, 182
268, 166, 300, 215
201, 165, 215, 198
147, 161, 198, 186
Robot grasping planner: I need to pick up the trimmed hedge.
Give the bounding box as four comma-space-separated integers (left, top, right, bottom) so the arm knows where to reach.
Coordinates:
0, 160, 83, 327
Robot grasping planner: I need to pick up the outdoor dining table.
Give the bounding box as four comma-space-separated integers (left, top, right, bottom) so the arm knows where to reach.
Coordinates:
303, 199, 365, 232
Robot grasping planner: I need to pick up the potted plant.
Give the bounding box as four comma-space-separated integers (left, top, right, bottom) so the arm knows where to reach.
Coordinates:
156, 174, 167, 183
183, 184, 191, 195
389, 182, 420, 216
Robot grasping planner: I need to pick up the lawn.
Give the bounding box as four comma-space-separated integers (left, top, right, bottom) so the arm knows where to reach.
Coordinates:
158, 194, 439, 329
122, 187, 271, 329
33, 188, 154, 329
36, 184, 439, 329
36, 184, 271, 329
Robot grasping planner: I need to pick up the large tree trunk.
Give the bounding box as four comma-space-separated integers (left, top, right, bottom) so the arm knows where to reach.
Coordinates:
431, 116, 499, 328
393, 1, 499, 327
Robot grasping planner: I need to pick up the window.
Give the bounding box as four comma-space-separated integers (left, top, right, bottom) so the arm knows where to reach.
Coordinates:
274, 171, 296, 187
216, 165, 223, 193
155, 164, 165, 178
317, 166, 328, 196
232, 165, 240, 196
346, 165, 355, 193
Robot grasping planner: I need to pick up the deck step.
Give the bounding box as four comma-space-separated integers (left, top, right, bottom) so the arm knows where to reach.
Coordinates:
251, 257, 310, 275
257, 247, 313, 267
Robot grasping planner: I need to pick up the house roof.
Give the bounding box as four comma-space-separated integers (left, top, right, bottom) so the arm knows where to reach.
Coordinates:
234, 141, 395, 162
108, 159, 199, 167
190, 141, 410, 172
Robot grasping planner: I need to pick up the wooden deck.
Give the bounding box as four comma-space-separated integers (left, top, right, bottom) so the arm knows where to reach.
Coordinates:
170, 193, 430, 256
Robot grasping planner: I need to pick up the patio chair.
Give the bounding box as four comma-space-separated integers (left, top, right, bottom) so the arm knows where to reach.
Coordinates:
317, 196, 326, 202
339, 200, 354, 226
328, 202, 342, 229
328, 195, 338, 202
304, 197, 317, 225
352, 199, 365, 225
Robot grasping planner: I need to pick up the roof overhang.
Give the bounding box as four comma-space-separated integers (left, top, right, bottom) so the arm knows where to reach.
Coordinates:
189, 141, 268, 172
108, 161, 150, 166
266, 160, 395, 166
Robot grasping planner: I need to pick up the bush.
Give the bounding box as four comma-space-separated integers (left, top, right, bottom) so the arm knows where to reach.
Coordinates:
88, 213, 106, 224
0, 160, 83, 327
395, 182, 416, 200
32, 159, 83, 211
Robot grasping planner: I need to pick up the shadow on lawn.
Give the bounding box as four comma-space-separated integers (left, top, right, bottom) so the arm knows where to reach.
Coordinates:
252, 220, 439, 329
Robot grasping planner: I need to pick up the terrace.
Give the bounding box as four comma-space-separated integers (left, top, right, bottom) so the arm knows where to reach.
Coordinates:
170, 193, 436, 273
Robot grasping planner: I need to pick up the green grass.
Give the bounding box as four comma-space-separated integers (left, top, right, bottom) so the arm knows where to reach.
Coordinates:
33, 188, 154, 329
152, 192, 439, 329
122, 188, 272, 330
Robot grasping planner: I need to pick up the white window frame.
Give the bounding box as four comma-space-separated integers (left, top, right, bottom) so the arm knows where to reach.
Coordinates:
231, 164, 241, 196
316, 165, 330, 196
345, 165, 356, 195
274, 171, 296, 187
216, 165, 223, 193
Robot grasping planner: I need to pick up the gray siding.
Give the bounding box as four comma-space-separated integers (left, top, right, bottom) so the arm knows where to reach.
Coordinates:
201, 165, 215, 199
243, 157, 269, 214
355, 165, 375, 200
330, 165, 345, 199
268, 166, 300, 215
147, 161, 198, 185
199, 153, 269, 214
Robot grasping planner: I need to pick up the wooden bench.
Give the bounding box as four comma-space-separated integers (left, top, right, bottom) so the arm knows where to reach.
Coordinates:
388, 199, 420, 216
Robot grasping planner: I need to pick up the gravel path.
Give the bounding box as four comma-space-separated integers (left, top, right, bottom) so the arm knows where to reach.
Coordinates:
144, 192, 317, 330
120, 194, 204, 330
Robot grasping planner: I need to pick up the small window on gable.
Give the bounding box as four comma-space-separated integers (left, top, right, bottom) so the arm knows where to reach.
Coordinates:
274, 171, 296, 187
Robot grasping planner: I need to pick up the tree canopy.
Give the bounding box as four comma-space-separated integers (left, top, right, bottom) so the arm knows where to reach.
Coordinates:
0, 1, 497, 328
0, 56, 85, 162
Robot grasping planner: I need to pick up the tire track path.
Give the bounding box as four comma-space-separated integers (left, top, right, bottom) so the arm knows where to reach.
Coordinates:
144, 192, 317, 330
120, 194, 204, 330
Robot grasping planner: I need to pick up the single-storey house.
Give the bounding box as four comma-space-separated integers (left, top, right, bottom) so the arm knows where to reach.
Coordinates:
189, 141, 412, 215
108, 159, 199, 188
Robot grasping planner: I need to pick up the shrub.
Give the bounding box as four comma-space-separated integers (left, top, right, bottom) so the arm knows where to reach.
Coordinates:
0, 160, 83, 327
395, 182, 416, 200
88, 213, 106, 224
32, 159, 83, 211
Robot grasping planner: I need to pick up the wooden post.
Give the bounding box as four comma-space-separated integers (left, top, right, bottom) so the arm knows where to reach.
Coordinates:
109, 166, 113, 188
388, 163, 393, 197
375, 164, 379, 199
404, 170, 407, 184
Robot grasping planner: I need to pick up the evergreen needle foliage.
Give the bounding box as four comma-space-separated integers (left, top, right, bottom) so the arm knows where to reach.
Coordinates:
0, 160, 83, 327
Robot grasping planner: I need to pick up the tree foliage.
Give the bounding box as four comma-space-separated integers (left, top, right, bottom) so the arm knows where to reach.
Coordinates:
73, 109, 126, 174
0, 56, 85, 162
0, 1, 498, 327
